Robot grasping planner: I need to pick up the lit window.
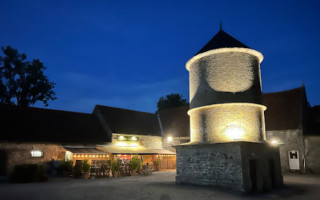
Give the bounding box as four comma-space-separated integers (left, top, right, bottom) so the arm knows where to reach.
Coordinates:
31, 150, 43, 158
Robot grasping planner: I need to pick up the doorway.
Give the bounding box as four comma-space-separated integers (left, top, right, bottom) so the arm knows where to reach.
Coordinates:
269, 159, 276, 188
288, 150, 300, 171
249, 159, 257, 192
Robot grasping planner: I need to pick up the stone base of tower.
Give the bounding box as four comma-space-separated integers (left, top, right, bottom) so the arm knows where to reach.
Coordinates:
175, 142, 283, 192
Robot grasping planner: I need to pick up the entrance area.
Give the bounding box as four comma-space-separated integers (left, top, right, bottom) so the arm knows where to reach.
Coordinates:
249, 159, 257, 192
269, 159, 276, 188
288, 150, 300, 171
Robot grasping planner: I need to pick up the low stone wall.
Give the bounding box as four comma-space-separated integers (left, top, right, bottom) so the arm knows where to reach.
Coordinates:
0, 142, 65, 174
175, 142, 283, 192
176, 143, 244, 191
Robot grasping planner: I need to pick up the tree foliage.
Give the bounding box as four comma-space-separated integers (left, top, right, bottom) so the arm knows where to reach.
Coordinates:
0, 46, 56, 107
156, 93, 188, 113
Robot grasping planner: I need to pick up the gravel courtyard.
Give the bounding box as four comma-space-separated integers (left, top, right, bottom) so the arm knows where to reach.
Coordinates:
1, 171, 320, 200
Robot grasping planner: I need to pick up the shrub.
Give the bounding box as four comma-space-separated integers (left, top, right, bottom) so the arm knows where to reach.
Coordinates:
9, 164, 48, 183
111, 159, 120, 172
74, 161, 83, 178
60, 160, 73, 172
82, 160, 91, 173
130, 156, 142, 171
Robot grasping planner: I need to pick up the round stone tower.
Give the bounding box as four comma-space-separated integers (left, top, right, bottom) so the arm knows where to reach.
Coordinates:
187, 27, 266, 143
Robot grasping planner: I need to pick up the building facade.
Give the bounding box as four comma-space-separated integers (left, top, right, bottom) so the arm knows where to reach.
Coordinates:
160, 86, 320, 174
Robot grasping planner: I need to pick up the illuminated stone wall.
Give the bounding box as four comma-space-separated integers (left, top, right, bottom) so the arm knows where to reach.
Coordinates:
186, 48, 266, 144
176, 142, 283, 192
162, 137, 190, 152
189, 103, 266, 143
112, 133, 163, 149
0, 143, 65, 174
188, 49, 263, 108
266, 129, 305, 172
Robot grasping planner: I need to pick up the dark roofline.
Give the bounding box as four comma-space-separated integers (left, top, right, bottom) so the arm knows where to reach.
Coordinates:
94, 105, 155, 115
196, 29, 249, 55
93, 105, 162, 137
263, 85, 306, 96
0, 104, 112, 144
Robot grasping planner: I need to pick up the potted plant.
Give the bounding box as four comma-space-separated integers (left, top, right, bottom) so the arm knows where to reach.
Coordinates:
82, 160, 91, 179
153, 158, 160, 171
111, 159, 120, 178
74, 161, 83, 178
60, 160, 73, 177
130, 155, 141, 175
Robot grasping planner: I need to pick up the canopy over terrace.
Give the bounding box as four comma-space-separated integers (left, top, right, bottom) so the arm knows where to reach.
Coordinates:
64, 147, 110, 160
98, 145, 175, 155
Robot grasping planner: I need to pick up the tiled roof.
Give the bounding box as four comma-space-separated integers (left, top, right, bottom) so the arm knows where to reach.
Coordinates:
263, 86, 307, 131
158, 106, 189, 137
197, 30, 249, 55
306, 106, 320, 135
0, 105, 112, 144
93, 105, 162, 137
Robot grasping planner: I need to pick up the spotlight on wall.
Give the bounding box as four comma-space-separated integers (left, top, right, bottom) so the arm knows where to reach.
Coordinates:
119, 136, 125, 140
224, 125, 245, 141
131, 136, 137, 141
270, 140, 279, 145
167, 136, 173, 142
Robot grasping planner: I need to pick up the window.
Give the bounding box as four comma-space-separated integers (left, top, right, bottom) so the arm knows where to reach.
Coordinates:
31, 150, 43, 158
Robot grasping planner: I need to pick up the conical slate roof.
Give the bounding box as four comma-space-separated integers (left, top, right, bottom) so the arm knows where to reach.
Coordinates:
196, 28, 249, 55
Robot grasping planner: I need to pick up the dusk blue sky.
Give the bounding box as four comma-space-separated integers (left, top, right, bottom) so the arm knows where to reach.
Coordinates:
1, 0, 319, 113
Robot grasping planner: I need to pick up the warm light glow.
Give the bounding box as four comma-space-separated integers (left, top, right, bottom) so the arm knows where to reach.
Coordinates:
119, 136, 125, 140
224, 125, 245, 141
129, 142, 139, 147
116, 142, 127, 147
31, 150, 43, 158
189, 103, 266, 143
270, 140, 279, 145
131, 136, 137, 141
167, 137, 173, 142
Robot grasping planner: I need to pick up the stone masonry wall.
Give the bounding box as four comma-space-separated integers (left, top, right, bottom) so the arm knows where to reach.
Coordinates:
188, 51, 262, 109
266, 129, 304, 172
112, 134, 163, 149
175, 143, 244, 191
304, 136, 320, 173
162, 137, 190, 153
0, 142, 65, 174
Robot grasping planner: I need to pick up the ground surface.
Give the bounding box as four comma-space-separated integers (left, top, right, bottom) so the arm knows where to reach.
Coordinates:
0, 171, 320, 200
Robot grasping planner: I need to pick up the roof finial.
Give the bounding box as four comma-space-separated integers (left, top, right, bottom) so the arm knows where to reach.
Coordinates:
219, 21, 223, 31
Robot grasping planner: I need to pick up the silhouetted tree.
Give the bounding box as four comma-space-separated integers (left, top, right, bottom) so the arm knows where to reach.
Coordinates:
0, 46, 56, 107
156, 93, 188, 113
